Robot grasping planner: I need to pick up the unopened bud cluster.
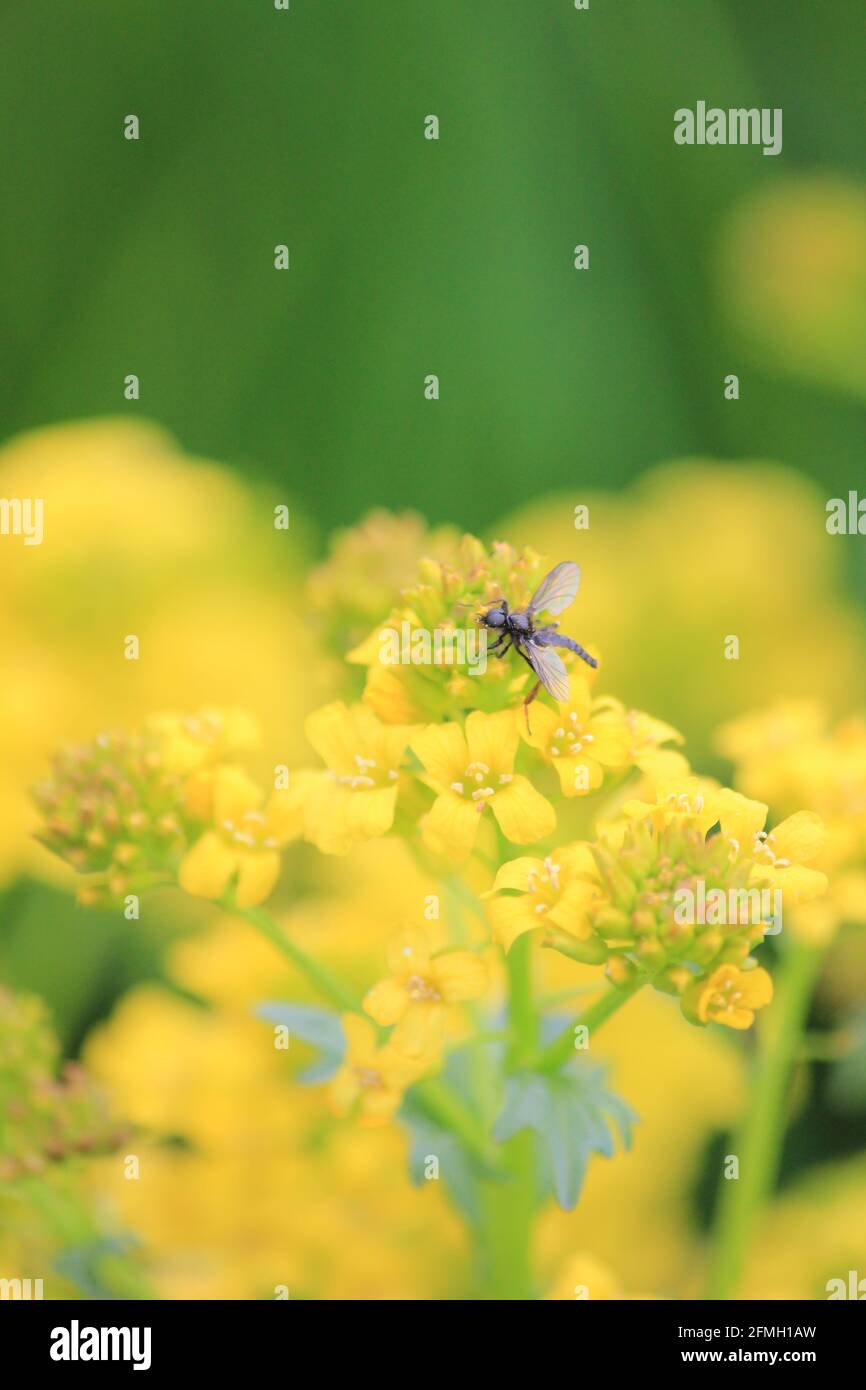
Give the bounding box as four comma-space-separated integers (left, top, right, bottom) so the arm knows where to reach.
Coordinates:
592, 819, 764, 991
0, 987, 127, 1181
32, 731, 186, 905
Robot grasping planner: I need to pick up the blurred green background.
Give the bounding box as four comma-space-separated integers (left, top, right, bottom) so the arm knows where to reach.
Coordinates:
2, 0, 864, 533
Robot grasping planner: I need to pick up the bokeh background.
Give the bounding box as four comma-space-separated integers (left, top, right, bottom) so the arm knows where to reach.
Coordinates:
1, 1, 865, 1299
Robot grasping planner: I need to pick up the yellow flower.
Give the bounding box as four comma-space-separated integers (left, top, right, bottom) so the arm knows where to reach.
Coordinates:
716, 792, 830, 904
146, 708, 260, 775
412, 710, 556, 861
621, 774, 723, 837
486, 844, 599, 952
363, 926, 489, 1058
300, 703, 418, 855
519, 678, 631, 796
329, 1015, 426, 1125
178, 766, 297, 908
622, 707, 688, 781
682, 964, 773, 1030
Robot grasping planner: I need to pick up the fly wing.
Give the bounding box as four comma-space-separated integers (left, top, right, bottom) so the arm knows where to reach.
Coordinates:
521, 637, 570, 703
526, 561, 581, 617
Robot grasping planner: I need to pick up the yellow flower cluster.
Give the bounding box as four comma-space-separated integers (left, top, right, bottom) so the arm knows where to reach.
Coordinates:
33, 709, 301, 909
35, 536, 834, 1058
330, 925, 490, 1123
488, 774, 828, 1028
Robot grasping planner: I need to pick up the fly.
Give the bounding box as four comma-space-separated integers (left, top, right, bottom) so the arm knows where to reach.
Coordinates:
477, 561, 597, 728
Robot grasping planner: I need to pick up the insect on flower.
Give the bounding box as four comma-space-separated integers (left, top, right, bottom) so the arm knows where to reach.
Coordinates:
477, 561, 597, 728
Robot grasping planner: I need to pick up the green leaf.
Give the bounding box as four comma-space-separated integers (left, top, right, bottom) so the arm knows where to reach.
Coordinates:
399, 1098, 483, 1224
493, 1065, 637, 1211
254, 1003, 345, 1084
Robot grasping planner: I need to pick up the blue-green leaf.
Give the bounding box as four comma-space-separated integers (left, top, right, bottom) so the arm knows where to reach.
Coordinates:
254, 1003, 345, 1083
399, 1099, 482, 1223
493, 1065, 637, 1211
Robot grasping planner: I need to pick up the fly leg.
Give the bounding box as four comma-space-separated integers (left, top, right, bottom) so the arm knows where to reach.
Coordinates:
523, 679, 541, 733
494, 638, 512, 659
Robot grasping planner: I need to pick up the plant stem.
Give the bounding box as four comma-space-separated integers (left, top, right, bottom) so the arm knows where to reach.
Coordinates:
704, 940, 825, 1300
534, 978, 642, 1073
412, 1077, 501, 1169
477, 934, 538, 1299
225, 895, 504, 1174
221, 897, 359, 1014
506, 933, 539, 1068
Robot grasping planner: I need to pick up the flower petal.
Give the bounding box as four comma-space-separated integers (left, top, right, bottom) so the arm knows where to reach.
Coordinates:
234, 850, 281, 907
489, 856, 546, 894
363, 977, 409, 1027
421, 791, 481, 861
178, 831, 236, 901
488, 895, 543, 951
386, 925, 432, 977
432, 950, 488, 1003
492, 775, 556, 845
392, 1000, 445, 1060
305, 702, 359, 775
466, 709, 518, 774
411, 722, 468, 787
212, 765, 264, 825
770, 811, 828, 864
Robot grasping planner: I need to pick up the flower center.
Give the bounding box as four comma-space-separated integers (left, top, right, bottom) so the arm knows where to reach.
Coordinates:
750, 831, 791, 868
450, 760, 512, 810
405, 974, 441, 1002
526, 856, 562, 912
353, 1066, 384, 1089
337, 752, 399, 791
220, 809, 280, 850
549, 711, 594, 758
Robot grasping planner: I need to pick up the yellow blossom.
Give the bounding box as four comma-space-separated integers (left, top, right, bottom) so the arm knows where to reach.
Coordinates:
519, 678, 632, 796
486, 844, 598, 952
412, 710, 556, 861
621, 707, 688, 781
299, 702, 419, 855
363, 926, 489, 1058
682, 964, 773, 1030
146, 708, 260, 776
715, 792, 829, 904
329, 1015, 427, 1125
621, 774, 724, 837
178, 766, 297, 908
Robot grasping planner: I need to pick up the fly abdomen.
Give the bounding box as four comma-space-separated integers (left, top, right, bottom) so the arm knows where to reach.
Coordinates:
537, 630, 598, 668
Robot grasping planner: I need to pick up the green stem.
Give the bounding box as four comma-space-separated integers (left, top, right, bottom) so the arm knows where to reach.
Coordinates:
225, 895, 504, 1175
506, 933, 539, 1068
477, 934, 538, 1299
704, 940, 825, 1300
221, 897, 359, 1013
411, 1077, 501, 1169
534, 979, 642, 1073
